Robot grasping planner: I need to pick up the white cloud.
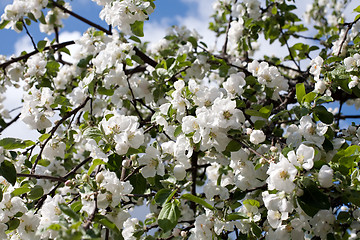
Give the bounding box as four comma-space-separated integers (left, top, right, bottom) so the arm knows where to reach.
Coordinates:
14, 36, 34, 56
2, 31, 81, 140
143, 0, 217, 49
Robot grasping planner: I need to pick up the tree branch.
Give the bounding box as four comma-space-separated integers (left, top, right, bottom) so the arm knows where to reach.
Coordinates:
0, 41, 75, 70
31, 97, 90, 174
17, 173, 66, 182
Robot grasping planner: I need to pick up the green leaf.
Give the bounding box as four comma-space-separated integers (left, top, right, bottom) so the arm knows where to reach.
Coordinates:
77, 55, 93, 68
129, 173, 147, 195
158, 202, 180, 232
297, 178, 330, 217
296, 83, 306, 103
88, 159, 105, 175
15, 21, 23, 31
155, 189, 172, 206
225, 139, 241, 152
83, 127, 103, 144
94, 214, 120, 234
59, 47, 71, 55
0, 20, 10, 29
131, 21, 144, 37
348, 190, 360, 206
97, 87, 114, 96
251, 222, 262, 238
354, 5, 360, 13
59, 203, 80, 221
0, 161, 16, 185
181, 193, 214, 210
37, 40, 47, 51
129, 36, 141, 43
0, 188, 2, 202
12, 185, 31, 197
313, 106, 334, 124
0, 138, 35, 150
243, 199, 260, 208
302, 92, 317, 104
174, 125, 182, 137
39, 133, 51, 142
28, 185, 44, 200
225, 212, 248, 221
6, 218, 20, 231
48, 223, 62, 230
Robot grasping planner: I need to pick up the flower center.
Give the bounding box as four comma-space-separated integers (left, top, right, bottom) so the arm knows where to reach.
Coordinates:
279, 170, 289, 180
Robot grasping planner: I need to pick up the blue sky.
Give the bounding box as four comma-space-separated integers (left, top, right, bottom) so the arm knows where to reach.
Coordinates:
0, 0, 195, 56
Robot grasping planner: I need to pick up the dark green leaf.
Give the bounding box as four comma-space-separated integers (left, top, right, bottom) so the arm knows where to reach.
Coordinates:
94, 214, 120, 234
6, 218, 20, 231
15, 21, 23, 31
37, 40, 47, 51
225, 140, 241, 152
313, 106, 334, 124
0, 161, 16, 185
155, 189, 172, 206
225, 212, 248, 221
28, 185, 44, 200
297, 178, 330, 216
59, 203, 80, 221
129, 173, 147, 195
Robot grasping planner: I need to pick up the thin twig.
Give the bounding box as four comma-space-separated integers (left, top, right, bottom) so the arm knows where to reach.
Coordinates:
31, 97, 90, 174
17, 173, 66, 182
0, 41, 75, 69
51, 1, 111, 35
0, 113, 20, 133
22, 20, 37, 50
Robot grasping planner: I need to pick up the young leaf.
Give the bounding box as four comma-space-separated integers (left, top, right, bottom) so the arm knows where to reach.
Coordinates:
158, 202, 180, 232
131, 21, 144, 37
181, 193, 214, 210
296, 83, 306, 103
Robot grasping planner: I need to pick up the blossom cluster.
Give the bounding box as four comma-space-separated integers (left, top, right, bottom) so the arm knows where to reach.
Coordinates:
0, 0, 360, 239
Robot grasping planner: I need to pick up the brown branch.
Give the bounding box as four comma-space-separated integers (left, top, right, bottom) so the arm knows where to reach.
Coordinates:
17, 173, 66, 182
0, 41, 75, 70
0, 113, 20, 133
63, 156, 92, 179
190, 151, 199, 216
51, 1, 111, 35
22, 19, 37, 51
337, 17, 360, 56
228, 136, 271, 162
221, 14, 233, 57
31, 97, 90, 174
124, 165, 144, 181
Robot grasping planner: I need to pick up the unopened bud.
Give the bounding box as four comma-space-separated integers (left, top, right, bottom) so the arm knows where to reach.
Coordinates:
82, 174, 90, 182
96, 172, 104, 183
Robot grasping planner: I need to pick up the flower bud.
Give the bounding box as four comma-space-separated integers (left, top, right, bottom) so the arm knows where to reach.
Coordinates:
96, 172, 104, 183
